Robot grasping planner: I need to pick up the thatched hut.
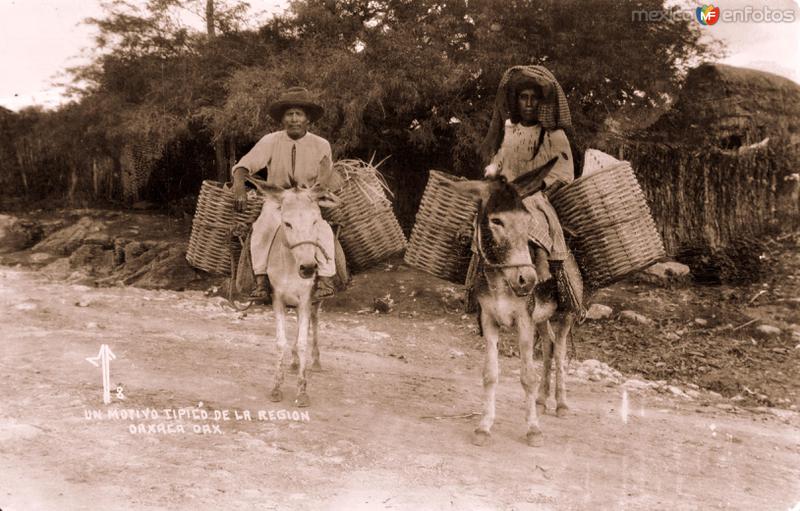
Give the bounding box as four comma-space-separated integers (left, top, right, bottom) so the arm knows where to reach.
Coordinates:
597, 64, 800, 282
645, 63, 800, 149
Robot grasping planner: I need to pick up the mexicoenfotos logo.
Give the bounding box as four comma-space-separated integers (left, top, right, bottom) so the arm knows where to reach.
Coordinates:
632, 6, 796, 23
696, 5, 721, 25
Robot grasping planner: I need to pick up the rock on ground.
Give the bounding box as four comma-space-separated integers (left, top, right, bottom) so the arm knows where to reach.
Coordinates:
21, 214, 203, 291
69, 244, 114, 276
622, 378, 656, 392
29, 252, 54, 263
586, 303, 613, 320
619, 310, 654, 326
632, 261, 691, 287
572, 359, 624, 384
754, 324, 782, 338
32, 217, 106, 255
127, 245, 200, 290
437, 286, 464, 310
123, 241, 150, 262
667, 385, 692, 399
91, 241, 197, 289
0, 215, 44, 254
41, 257, 72, 278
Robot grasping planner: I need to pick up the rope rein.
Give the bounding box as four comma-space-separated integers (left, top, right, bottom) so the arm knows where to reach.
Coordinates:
287, 239, 331, 262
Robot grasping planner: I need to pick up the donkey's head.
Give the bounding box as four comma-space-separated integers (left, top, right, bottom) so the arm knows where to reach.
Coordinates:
453, 177, 537, 296
252, 180, 339, 279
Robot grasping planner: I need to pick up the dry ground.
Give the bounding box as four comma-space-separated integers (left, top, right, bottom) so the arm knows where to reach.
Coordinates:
1, 265, 799, 511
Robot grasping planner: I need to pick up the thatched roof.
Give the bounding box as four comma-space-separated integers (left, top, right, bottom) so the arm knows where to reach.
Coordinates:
699, 63, 800, 93
640, 63, 800, 146
0, 106, 16, 127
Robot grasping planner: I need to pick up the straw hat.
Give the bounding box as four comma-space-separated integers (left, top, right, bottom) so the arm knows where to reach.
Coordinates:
268, 86, 324, 122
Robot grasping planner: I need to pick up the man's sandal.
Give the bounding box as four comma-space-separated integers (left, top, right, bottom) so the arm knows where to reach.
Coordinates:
313, 277, 336, 301
249, 287, 268, 299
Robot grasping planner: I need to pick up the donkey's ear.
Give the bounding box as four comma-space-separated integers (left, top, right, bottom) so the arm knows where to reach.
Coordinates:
311, 187, 341, 209
245, 176, 284, 199
445, 179, 492, 203
509, 156, 559, 197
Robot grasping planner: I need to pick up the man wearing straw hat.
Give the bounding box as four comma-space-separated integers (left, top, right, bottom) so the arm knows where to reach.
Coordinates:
231, 86, 341, 301
481, 65, 584, 314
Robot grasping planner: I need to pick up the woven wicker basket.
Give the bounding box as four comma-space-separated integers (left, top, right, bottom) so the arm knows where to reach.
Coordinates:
582, 148, 623, 177
186, 180, 263, 275
404, 170, 479, 283
549, 162, 666, 289
326, 163, 406, 271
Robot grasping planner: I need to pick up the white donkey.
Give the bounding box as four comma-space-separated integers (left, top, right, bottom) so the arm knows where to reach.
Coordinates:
450, 168, 580, 447
247, 180, 338, 408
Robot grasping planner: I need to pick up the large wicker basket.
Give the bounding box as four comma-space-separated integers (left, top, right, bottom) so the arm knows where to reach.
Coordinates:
549, 161, 666, 289
186, 180, 263, 275
404, 170, 479, 283
326, 161, 406, 271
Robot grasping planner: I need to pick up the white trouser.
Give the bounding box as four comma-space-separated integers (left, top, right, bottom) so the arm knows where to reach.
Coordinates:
249, 197, 336, 277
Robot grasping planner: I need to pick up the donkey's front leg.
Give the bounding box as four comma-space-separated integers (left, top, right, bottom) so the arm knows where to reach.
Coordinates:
289, 328, 300, 374
536, 321, 555, 415
270, 295, 288, 402
294, 298, 312, 408
554, 315, 575, 417
310, 301, 322, 371
473, 306, 500, 446
519, 314, 543, 447
291, 303, 322, 374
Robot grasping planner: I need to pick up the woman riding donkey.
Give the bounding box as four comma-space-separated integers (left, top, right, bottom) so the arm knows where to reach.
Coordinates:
456, 65, 586, 446
481, 65, 584, 316
231, 86, 342, 301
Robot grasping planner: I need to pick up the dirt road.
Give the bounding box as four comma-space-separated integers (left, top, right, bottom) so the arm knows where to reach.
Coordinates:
1, 266, 798, 510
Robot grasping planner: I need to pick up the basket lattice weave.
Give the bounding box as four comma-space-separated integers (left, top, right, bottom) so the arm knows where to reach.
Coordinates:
326, 165, 406, 271
404, 170, 479, 283
549, 162, 666, 289
186, 180, 263, 275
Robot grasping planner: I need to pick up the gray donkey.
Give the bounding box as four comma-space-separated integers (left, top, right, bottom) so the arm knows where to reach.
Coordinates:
449, 163, 581, 447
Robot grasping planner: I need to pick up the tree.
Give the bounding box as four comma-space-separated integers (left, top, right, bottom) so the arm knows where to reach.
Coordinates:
210, 0, 713, 179
2, 0, 716, 210
73, 0, 257, 180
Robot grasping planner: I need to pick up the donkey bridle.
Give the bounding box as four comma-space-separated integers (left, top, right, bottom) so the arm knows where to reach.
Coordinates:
287, 239, 331, 262
474, 221, 536, 271
474, 221, 537, 297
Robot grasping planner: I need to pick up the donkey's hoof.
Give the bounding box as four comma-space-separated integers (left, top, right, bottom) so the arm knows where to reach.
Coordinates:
294, 392, 310, 408
472, 429, 491, 446
526, 429, 544, 447
556, 405, 570, 418
536, 402, 547, 416
289, 362, 299, 374
269, 388, 283, 402
311, 360, 322, 372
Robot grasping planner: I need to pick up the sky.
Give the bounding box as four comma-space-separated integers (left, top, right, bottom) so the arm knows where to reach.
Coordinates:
0, 0, 287, 110
0, 0, 798, 112
693, 0, 800, 80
